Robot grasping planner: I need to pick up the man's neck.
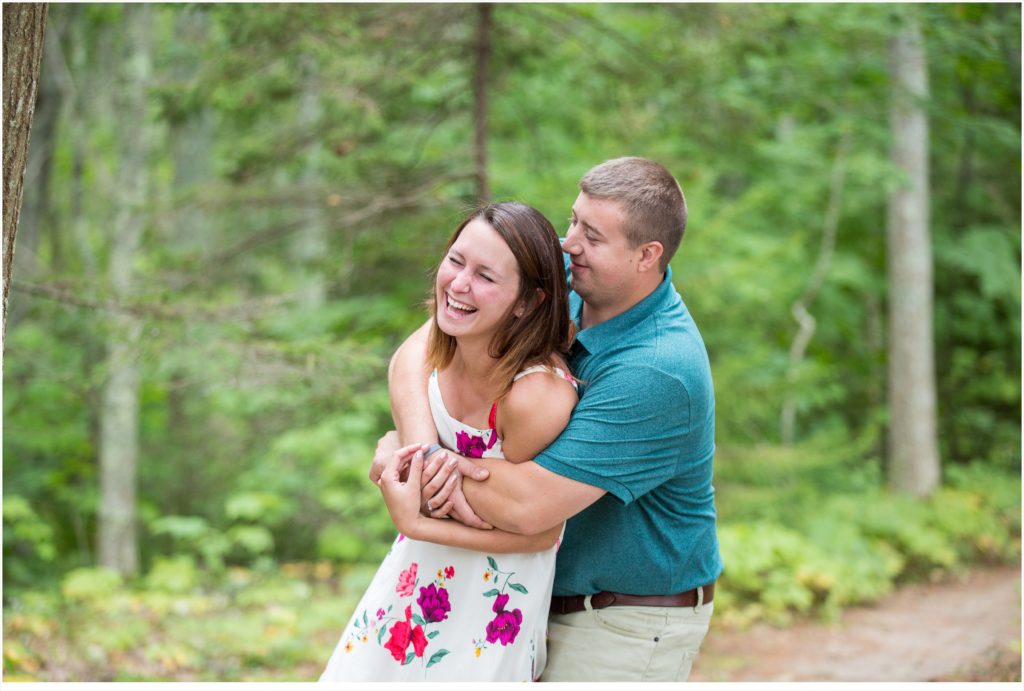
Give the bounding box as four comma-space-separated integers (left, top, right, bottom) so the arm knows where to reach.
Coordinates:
580, 273, 664, 330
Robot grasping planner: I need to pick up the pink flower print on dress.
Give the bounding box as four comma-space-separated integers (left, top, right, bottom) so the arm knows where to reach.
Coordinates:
455, 431, 488, 458
486, 601, 523, 646
396, 562, 418, 597
383, 618, 411, 661
383, 605, 428, 662
492, 593, 510, 613
417, 583, 452, 623
444, 565, 455, 579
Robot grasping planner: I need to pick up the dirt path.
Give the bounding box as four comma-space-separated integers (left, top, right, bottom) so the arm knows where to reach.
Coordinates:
690, 565, 1022, 682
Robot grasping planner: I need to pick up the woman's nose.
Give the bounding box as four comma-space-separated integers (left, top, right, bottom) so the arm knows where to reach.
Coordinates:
450, 269, 471, 292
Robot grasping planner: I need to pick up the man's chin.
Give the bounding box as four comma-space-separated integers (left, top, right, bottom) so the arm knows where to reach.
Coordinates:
570, 284, 594, 303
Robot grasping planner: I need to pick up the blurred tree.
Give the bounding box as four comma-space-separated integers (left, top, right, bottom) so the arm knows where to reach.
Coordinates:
474, 4, 493, 203
886, 10, 940, 496
2, 3, 48, 339
98, 4, 155, 575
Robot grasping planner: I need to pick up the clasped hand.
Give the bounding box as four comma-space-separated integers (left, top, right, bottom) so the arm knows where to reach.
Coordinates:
372, 431, 492, 530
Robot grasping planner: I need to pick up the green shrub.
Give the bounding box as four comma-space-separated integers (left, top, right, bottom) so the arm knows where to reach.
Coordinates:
715, 451, 1020, 625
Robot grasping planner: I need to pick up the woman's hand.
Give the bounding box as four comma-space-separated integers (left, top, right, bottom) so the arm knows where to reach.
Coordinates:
377, 443, 454, 537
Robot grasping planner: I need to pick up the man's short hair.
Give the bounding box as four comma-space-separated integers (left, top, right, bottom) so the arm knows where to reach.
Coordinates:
579, 157, 687, 271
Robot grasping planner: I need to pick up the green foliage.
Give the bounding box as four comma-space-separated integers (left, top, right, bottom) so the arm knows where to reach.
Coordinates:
2, 3, 1020, 679
715, 440, 1020, 626
60, 567, 124, 603
4, 563, 372, 681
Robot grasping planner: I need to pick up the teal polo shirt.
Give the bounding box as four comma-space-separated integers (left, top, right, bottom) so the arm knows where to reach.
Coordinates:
534, 266, 723, 596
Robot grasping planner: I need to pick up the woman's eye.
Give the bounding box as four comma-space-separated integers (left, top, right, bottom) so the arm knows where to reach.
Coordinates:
448, 256, 463, 266
480, 274, 494, 283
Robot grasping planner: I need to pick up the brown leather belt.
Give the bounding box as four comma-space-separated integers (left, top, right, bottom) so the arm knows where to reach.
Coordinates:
550, 582, 715, 616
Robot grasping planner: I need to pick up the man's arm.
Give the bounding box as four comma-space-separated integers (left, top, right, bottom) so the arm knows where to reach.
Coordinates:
463, 364, 696, 534
463, 460, 604, 535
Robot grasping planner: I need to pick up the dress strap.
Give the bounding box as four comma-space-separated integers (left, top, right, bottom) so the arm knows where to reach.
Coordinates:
512, 365, 552, 381
512, 364, 576, 384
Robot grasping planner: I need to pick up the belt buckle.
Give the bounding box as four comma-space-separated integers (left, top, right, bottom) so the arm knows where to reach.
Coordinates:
591, 591, 617, 610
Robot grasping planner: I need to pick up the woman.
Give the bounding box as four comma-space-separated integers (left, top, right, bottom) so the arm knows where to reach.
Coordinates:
320, 202, 578, 682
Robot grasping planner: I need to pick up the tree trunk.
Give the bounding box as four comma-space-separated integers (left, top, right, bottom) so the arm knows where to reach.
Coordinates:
2, 3, 48, 340
11, 18, 62, 313
170, 7, 212, 253
294, 53, 327, 308
98, 4, 154, 576
473, 4, 492, 203
886, 14, 940, 497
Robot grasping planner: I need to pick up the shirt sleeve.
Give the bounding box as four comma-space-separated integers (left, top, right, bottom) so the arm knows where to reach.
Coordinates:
533, 363, 692, 504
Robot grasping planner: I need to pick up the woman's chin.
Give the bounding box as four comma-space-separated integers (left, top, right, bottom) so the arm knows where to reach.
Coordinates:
435, 316, 463, 338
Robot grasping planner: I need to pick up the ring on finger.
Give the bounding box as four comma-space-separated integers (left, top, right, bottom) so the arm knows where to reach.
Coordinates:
426, 500, 433, 513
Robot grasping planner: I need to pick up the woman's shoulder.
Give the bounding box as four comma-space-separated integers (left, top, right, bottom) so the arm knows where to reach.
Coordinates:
504, 359, 578, 415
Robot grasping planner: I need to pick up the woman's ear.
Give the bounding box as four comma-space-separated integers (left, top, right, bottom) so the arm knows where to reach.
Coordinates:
515, 288, 545, 318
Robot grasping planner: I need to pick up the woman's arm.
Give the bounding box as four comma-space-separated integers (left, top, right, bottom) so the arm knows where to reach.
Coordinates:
378, 444, 560, 553
387, 320, 436, 448
374, 320, 491, 527
404, 514, 562, 553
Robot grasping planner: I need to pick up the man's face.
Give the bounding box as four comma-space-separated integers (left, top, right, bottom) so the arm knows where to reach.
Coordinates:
562, 192, 638, 313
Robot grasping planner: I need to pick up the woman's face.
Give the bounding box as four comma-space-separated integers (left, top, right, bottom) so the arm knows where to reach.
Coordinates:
435, 218, 523, 342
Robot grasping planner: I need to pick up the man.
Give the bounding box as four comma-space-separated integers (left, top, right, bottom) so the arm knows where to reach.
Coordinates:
374, 157, 722, 682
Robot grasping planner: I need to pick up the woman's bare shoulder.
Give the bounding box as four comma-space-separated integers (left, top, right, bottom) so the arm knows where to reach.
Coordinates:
503, 361, 578, 421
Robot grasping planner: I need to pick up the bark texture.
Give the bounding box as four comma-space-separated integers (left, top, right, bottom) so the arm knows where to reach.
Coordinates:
2, 3, 48, 340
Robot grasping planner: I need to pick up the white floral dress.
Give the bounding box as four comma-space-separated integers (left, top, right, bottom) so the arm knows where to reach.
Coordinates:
319, 366, 574, 682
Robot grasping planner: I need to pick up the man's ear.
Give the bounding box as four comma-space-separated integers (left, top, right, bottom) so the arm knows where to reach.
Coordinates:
636, 241, 664, 273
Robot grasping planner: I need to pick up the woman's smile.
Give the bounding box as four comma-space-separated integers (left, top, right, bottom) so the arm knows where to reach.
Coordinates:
444, 293, 478, 319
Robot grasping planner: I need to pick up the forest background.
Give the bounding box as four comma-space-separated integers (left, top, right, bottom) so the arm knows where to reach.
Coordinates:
2, 2, 1020, 682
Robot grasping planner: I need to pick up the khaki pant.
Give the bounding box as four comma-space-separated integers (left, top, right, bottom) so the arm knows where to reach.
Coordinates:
540, 599, 714, 682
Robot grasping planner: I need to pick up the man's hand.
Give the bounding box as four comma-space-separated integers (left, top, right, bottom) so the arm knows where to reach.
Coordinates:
370, 431, 402, 483
445, 481, 493, 529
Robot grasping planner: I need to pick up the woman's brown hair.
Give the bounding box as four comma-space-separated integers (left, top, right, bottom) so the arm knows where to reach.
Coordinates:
426, 202, 575, 398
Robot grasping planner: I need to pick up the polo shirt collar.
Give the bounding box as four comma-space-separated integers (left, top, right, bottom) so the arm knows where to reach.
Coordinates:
572, 266, 676, 355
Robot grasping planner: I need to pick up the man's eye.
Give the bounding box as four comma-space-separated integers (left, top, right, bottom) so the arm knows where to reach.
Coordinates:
568, 217, 577, 226
480, 274, 494, 283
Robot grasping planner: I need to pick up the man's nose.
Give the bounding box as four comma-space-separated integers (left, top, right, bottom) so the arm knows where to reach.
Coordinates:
562, 227, 581, 254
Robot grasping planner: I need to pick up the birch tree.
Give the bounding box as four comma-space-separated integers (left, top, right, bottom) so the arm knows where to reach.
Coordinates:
886, 12, 940, 497
98, 4, 155, 575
